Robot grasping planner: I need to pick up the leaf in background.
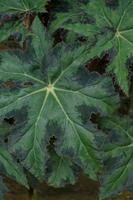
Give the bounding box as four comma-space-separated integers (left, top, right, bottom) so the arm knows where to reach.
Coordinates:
0, 0, 50, 44
0, 19, 25, 43
32, 17, 52, 61
0, 147, 28, 188
99, 116, 133, 199
0, 0, 50, 14
50, 0, 133, 95
0, 17, 119, 186
49, 0, 91, 34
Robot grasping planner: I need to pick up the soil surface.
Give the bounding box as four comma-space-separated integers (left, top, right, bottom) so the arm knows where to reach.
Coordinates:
4, 176, 132, 200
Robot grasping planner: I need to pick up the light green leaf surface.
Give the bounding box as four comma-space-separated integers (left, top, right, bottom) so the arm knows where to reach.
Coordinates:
0, 17, 119, 186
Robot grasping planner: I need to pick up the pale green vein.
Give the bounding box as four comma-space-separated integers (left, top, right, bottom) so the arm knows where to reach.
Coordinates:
117, 1, 132, 31
105, 143, 133, 153
106, 120, 133, 142
35, 91, 49, 127
55, 87, 114, 99
21, 0, 29, 10
108, 153, 133, 191
55, 87, 115, 110
6, 6, 28, 12
19, 87, 46, 100
26, 91, 49, 169
119, 34, 133, 47
117, 37, 121, 78
24, 73, 45, 84
0, 87, 46, 111
102, 9, 113, 28
0, 71, 45, 85
120, 28, 133, 33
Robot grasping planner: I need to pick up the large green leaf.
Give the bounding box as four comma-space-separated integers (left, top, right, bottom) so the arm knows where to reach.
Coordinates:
0, 0, 50, 13
50, 0, 133, 95
99, 116, 133, 199
0, 17, 118, 186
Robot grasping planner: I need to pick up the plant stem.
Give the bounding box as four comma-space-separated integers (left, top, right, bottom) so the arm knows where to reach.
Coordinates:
32, 189, 38, 200
29, 187, 38, 200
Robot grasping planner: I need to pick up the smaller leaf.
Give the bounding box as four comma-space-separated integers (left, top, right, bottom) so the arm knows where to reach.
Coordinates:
100, 116, 133, 199
0, 0, 50, 14
0, 147, 29, 189
50, 0, 133, 95
32, 16, 53, 62
0, 20, 25, 43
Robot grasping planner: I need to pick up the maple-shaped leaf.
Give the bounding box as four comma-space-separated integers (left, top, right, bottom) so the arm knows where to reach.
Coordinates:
0, 147, 28, 189
0, 17, 119, 186
0, 0, 50, 43
99, 116, 133, 199
0, 0, 50, 13
50, 0, 133, 95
